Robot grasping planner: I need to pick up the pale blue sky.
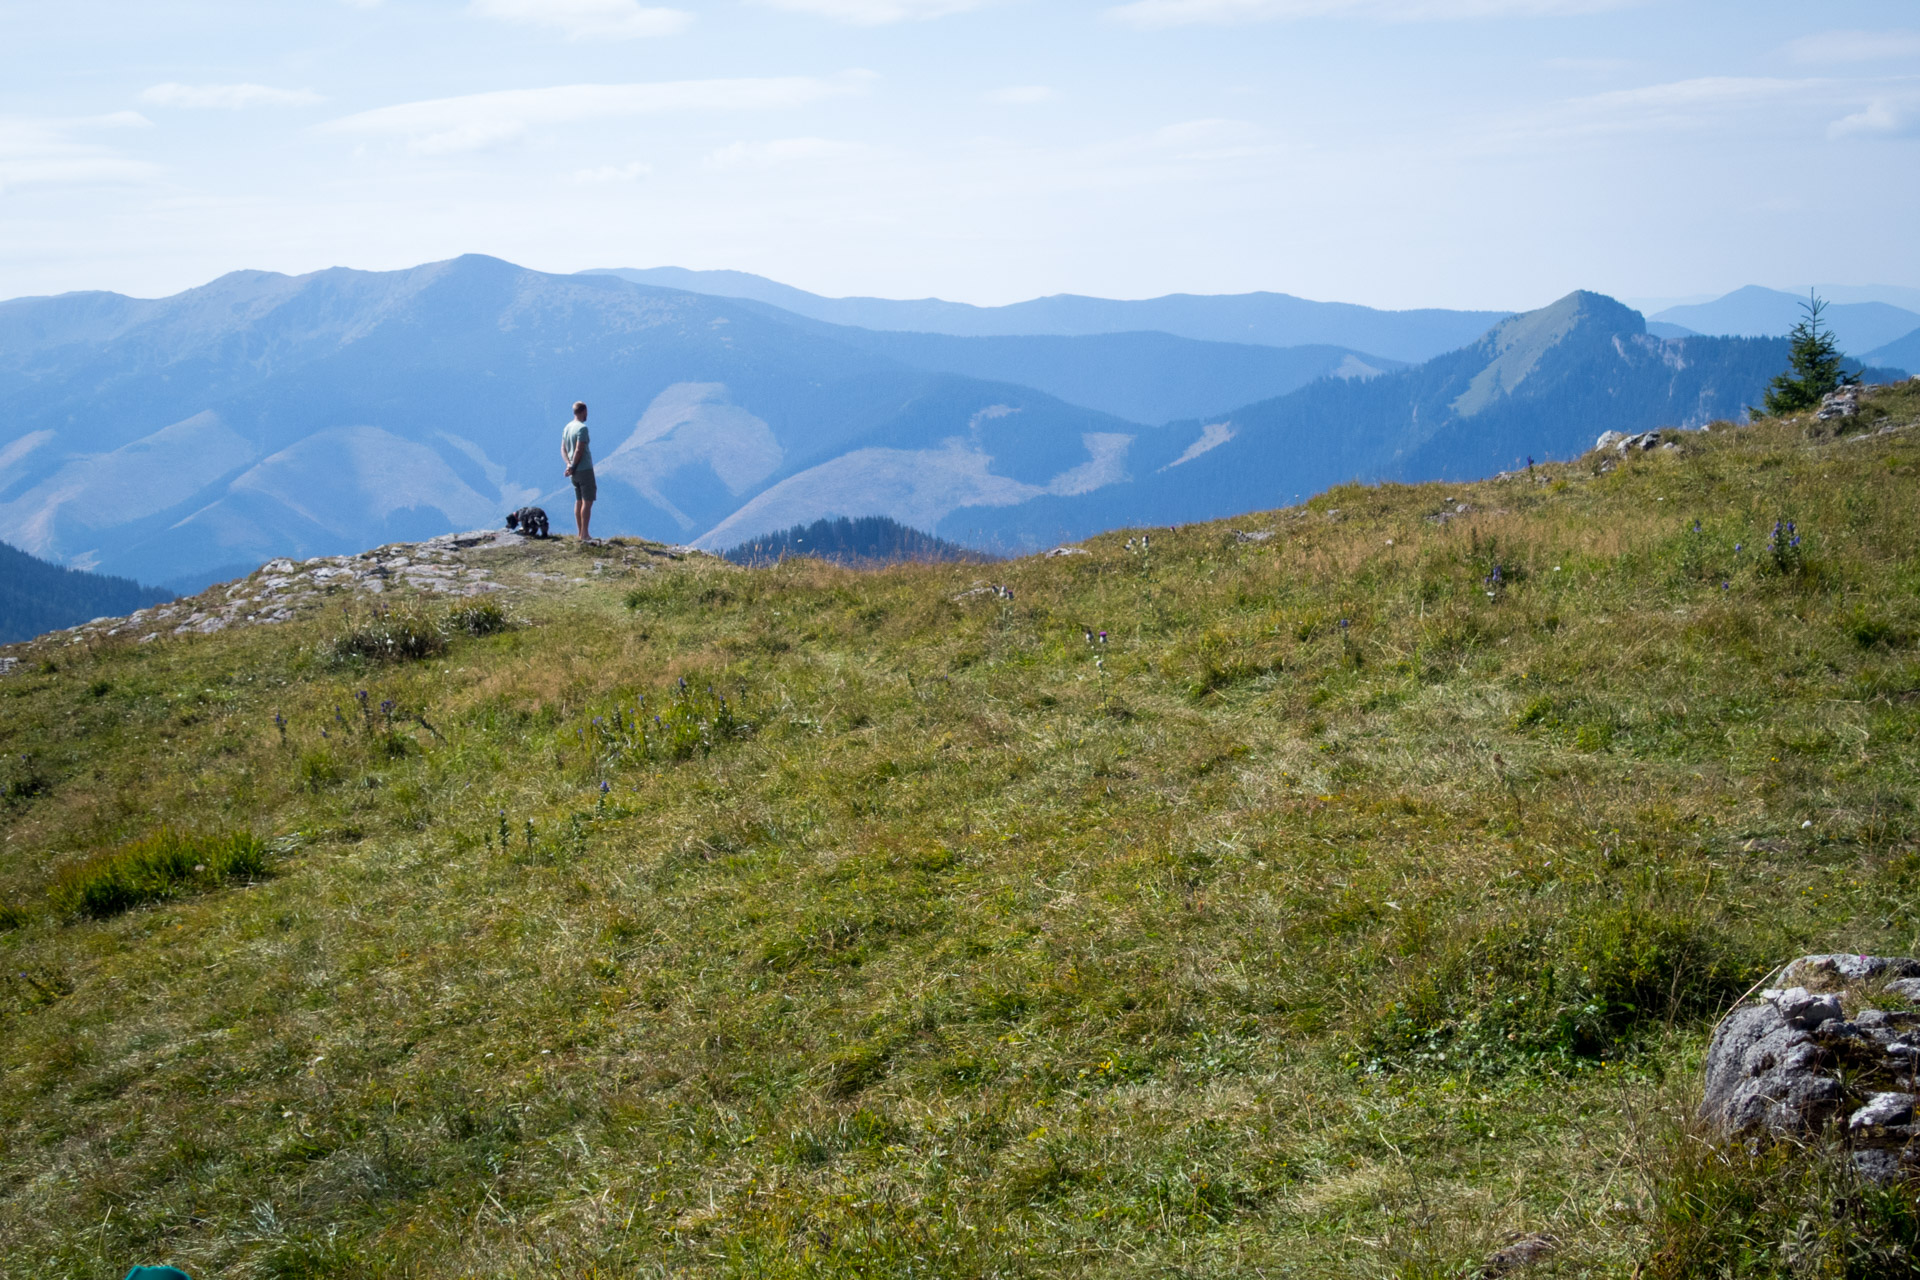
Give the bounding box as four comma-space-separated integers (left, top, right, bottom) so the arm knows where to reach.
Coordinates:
2, 0, 1916, 310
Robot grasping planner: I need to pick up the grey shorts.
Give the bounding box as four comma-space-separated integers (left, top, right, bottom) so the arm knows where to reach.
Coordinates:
571, 467, 597, 502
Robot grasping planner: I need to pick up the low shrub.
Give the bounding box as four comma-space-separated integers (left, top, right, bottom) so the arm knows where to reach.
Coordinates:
1355, 903, 1759, 1074
1847, 606, 1914, 651
50, 828, 269, 920
319, 607, 448, 665
322, 600, 513, 664
1, 754, 51, 810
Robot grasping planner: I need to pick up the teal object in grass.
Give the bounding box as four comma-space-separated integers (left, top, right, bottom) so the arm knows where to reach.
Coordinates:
122, 1269, 193, 1280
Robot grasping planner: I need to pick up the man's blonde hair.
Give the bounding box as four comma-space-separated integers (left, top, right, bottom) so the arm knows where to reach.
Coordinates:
573, 401, 587, 415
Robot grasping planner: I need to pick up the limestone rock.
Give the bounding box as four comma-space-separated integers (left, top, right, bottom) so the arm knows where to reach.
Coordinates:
1849, 1092, 1916, 1137
1700, 954, 1920, 1182
1785, 954, 1920, 985
1770, 986, 1843, 1030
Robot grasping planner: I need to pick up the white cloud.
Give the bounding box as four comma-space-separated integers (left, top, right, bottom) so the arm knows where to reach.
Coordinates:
1788, 29, 1920, 64
1108, 0, 1635, 27
469, 0, 691, 39
0, 117, 159, 194
985, 85, 1057, 105
757, 0, 992, 24
1829, 98, 1920, 140
1574, 76, 1814, 116
574, 160, 652, 182
1541, 56, 1634, 74
140, 83, 326, 109
703, 137, 870, 170
317, 77, 866, 154
1481, 76, 1826, 148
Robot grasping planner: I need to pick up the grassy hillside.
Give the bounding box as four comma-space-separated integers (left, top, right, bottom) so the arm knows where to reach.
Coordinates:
2, 385, 1918, 1278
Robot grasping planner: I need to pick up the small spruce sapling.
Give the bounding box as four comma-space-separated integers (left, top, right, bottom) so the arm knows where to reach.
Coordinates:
1760, 291, 1858, 417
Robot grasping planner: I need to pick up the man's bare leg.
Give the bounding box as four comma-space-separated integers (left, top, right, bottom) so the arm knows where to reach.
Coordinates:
576, 497, 592, 543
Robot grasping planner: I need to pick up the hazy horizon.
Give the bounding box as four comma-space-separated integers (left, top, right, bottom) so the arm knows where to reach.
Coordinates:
5, 253, 1920, 323
3, 1, 1917, 311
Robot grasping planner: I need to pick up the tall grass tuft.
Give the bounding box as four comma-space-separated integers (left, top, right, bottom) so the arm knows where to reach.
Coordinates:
578, 677, 753, 769
49, 828, 268, 919
1646, 1135, 1920, 1278
447, 598, 510, 636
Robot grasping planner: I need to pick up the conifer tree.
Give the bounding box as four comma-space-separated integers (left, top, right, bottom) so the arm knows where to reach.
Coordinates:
1761, 291, 1857, 416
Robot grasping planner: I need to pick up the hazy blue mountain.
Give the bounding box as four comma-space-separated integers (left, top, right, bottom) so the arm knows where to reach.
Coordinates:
1644, 321, 1699, 339
0, 540, 170, 645
732, 322, 1403, 424
0, 256, 1143, 588
1805, 284, 1920, 312
919, 293, 1896, 551
583, 267, 1508, 364
10, 259, 1895, 586
1865, 327, 1920, 374
1652, 286, 1920, 355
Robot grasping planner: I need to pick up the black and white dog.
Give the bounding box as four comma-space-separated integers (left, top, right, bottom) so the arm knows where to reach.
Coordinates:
505, 507, 550, 539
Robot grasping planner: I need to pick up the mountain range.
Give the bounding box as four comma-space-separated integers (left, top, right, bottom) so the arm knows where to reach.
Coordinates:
584, 267, 1505, 364
1649, 285, 1920, 364
0, 258, 1908, 595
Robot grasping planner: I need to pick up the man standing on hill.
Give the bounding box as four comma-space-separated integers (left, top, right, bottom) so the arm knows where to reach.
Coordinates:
561, 400, 596, 543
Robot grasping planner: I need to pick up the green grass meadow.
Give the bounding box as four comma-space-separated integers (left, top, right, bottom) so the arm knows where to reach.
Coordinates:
3, 385, 1920, 1277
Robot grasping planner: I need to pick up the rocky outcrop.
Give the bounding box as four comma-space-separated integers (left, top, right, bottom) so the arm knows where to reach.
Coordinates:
12, 530, 702, 653
1700, 954, 1920, 1181
1816, 387, 1862, 421
1595, 429, 1673, 454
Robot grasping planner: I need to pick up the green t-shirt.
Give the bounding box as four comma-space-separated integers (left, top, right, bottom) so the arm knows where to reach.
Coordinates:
562, 419, 592, 472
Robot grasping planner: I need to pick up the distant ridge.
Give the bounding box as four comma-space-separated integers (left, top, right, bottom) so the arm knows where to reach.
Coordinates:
736, 322, 1404, 424
1652, 286, 1920, 356
0, 540, 171, 645
582, 267, 1509, 364
722, 516, 991, 568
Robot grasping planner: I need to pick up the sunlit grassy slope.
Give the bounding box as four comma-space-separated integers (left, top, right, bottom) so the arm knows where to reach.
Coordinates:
3, 385, 1919, 1278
